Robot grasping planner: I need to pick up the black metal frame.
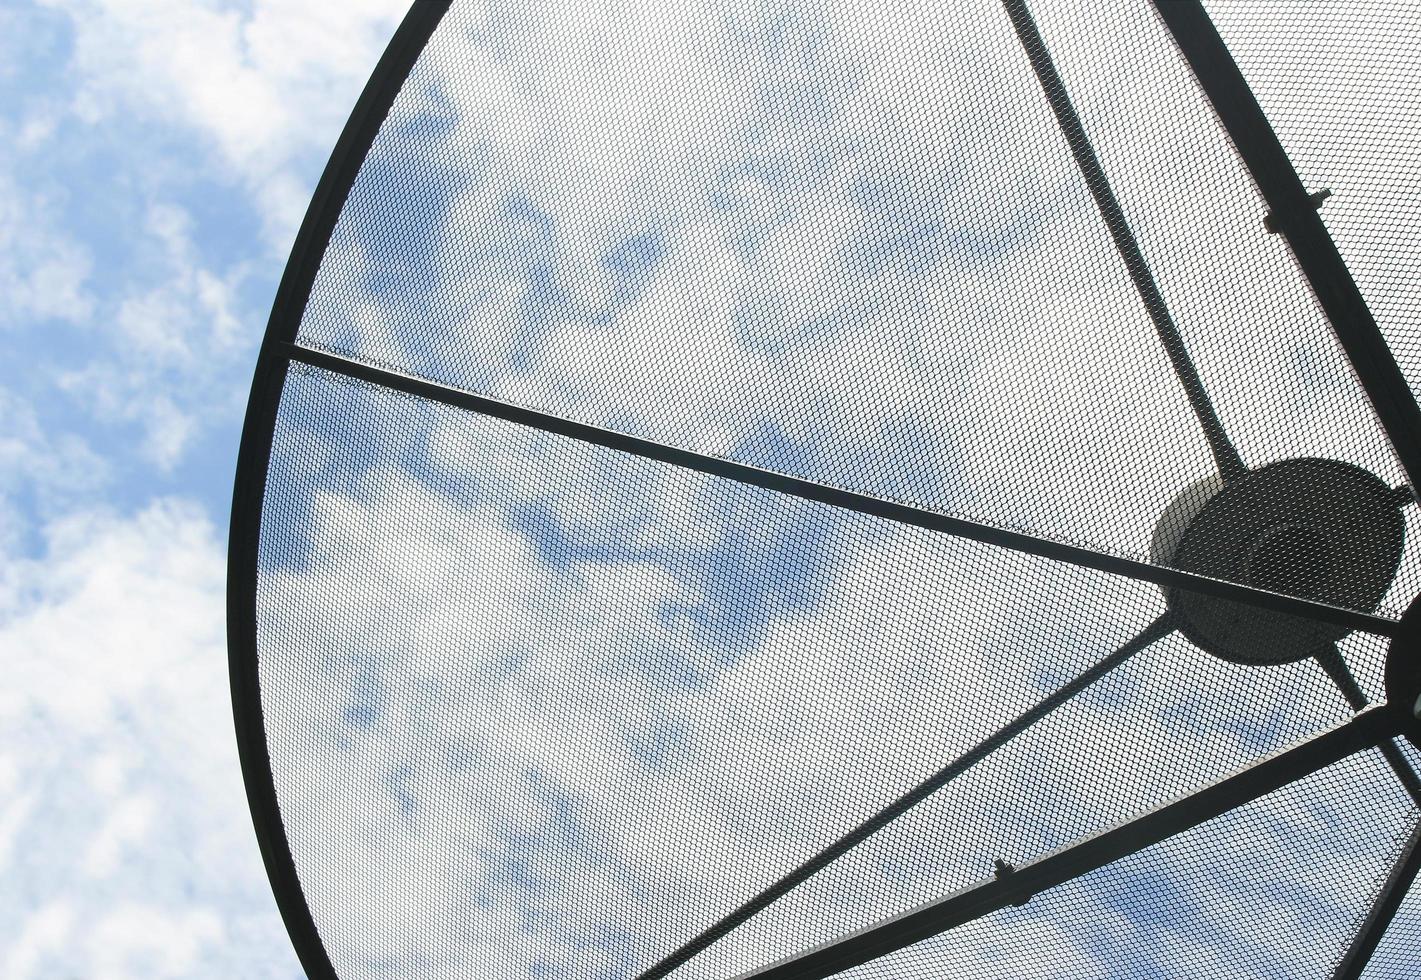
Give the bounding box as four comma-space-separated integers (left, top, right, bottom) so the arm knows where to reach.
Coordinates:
227, 1, 1420, 978
227, 3, 451, 979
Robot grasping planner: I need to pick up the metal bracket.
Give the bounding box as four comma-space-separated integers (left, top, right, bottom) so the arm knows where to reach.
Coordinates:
1264, 187, 1333, 234
994, 859, 1032, 906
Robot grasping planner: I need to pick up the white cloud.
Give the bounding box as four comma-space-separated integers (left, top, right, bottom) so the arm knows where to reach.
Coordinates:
85, 906, 225, 980
2, 902, 74, 980
0, 501, 299, 978
0, 170, 93, 329
43, 0, 409, 247
0, 384, 109, 556
82, 794, 157, 878
0, 0, 407, 476
48, 201, 251, 471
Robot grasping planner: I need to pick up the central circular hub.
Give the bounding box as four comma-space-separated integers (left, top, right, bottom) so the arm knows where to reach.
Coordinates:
1151, 458, 1404, 665
1245, 523, 1331, 600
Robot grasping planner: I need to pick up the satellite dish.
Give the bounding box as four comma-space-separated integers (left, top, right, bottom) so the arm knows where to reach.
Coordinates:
229, 1, 1421, 976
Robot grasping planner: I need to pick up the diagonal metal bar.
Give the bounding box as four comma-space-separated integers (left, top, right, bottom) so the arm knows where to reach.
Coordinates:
1153, 0, 1421, 496
1333, 818, 1421, 980
638, 615, 1174, 980
1002, 0, 1246, 483
734, 705, 1405, 980
1315, 646, 1421, 808
282, 341, 1397, 639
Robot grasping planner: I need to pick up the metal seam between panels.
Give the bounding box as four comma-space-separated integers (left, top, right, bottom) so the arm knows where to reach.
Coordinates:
226, 4, 451, 979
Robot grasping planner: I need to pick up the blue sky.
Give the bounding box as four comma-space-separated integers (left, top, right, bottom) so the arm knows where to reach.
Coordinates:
3, 0, 1420, 977
1, 0, 408, 975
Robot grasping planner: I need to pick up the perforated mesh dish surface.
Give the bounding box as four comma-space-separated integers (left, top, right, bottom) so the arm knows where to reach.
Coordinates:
229, 1, 1421, 978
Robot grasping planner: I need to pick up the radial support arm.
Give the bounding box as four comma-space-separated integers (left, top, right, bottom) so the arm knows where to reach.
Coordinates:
1333, 818, 1421, 980
1152, 0, 1421, 495
638, 616, 1174, 979
1315, 646, 1421, 808
1002, 0, 1246, 483
282, 342, 1396, 640
733, 706, 1405, 980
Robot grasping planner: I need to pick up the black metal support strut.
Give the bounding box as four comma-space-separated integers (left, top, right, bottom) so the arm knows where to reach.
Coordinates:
282, 342, 1395, 640
1152, 0, 1421, 498
1333, 819, 1421, 980
1003, 0, 1247, 483
732, 706, 1406, 980
638, 615, 1174, 979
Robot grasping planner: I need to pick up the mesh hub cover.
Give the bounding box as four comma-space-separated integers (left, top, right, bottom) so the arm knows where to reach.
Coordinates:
1154, 457, 1405, 664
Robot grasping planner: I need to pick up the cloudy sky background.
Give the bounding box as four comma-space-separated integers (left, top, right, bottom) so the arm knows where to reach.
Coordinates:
3, 0, 1420, 978
2, 0, 409, 975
